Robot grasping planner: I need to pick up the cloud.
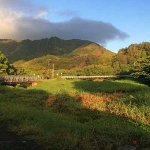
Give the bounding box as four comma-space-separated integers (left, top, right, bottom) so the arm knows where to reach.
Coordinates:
0, 8, 22, 38
36, 11, 48, 18
0, 0, 48, 17
3, 17, 128, 45
0, 0, 129, 45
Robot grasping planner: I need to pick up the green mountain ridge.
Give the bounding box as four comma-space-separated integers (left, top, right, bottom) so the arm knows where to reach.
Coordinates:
0, 37, 94, 63
0, 37, 115, 75
12, 43, 115, 75
0, 37, 150, 76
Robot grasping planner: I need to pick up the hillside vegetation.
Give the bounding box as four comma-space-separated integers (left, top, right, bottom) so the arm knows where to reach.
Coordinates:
0, 38, 150, 78
112, 42, 150, 73
0, 37, 93, 62
11, 41, 115, 76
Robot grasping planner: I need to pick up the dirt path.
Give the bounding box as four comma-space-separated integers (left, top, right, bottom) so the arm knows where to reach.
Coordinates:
0, 126, 46, 150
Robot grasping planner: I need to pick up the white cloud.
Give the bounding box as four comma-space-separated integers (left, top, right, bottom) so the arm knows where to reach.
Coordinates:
36, 11, 48, 18
0, 0, 48, 18
0, 8, 22, 39
0, 8, 22, 21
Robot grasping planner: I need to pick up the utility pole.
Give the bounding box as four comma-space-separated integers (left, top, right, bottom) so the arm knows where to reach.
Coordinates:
47, 59, 51, 79
47, 58, 54, 79
52, 63, 54, 78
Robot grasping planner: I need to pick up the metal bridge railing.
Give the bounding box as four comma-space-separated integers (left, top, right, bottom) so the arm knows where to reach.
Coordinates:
0, 75, 44, 83
61, 75, 131, 79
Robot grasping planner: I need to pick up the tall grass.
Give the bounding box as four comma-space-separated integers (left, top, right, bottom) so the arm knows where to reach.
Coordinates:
0, 79, 150, 149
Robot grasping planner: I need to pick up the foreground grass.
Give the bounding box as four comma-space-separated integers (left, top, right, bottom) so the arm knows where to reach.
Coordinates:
0, 79, 150, 149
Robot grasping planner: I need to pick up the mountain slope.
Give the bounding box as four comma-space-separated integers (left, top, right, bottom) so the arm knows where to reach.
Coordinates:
13, 43, 115, 75
0, 37, 93, 63
69, 43, 115, 68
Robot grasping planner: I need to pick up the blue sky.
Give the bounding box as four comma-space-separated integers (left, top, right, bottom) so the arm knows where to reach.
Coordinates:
0, 0, 150, 52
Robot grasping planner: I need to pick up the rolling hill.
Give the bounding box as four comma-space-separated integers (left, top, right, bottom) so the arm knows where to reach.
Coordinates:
1, 37, 150, 76
0, 37, 115, 75
13, 42, 115, 75
0, 37, 93, 63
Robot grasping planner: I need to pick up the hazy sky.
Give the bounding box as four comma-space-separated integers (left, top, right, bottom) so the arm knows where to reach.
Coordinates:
0, 0, 150, 52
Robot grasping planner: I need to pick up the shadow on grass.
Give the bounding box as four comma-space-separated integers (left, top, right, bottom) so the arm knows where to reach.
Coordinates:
49, 93, 150, 149
0, 82, 150, 150
0, 85, 48, 150
71, 80, 150, 148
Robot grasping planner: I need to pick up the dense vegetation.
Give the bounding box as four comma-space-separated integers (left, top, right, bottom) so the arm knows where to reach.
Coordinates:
0, 51, 16, 74
0, 79, 150, 149
112, 42, 150, 74
0, 38, 150, 84
0, 37, 93, 62
131, 56, 150, 84
0, 37, 115, 76
12, 43, 115, 76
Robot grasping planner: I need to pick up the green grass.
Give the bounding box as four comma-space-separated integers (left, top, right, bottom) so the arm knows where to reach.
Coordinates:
0, 79, 150, 149
32, 79, 76, 94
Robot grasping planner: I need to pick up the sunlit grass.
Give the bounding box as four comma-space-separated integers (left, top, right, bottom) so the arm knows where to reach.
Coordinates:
31, 79, 76, 94
0, 79, 150, 149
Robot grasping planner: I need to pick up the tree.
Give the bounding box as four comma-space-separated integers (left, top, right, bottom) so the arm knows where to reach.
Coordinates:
131, 56, 150, 84
0, 51, 16, 75
0, 51, 8, 74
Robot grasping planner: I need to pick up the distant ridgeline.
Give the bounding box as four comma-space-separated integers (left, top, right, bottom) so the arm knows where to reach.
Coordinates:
0, 37, 93, 63
0, 37, 150, 76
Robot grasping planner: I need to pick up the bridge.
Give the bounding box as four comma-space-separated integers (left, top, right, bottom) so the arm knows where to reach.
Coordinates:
0, 75, 44, 87
0, 75, 131, 86
61, 75, 131, 79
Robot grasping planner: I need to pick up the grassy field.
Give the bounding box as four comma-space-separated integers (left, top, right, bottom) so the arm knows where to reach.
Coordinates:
0, 78, 150, 149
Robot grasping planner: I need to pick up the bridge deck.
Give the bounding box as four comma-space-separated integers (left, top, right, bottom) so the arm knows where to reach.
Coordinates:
0, 75, 43, 86
61, 75, 131, 79
0, 75, 131, 84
